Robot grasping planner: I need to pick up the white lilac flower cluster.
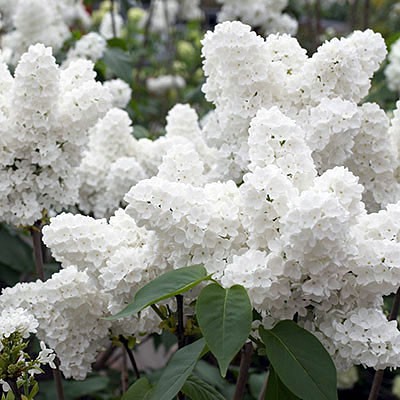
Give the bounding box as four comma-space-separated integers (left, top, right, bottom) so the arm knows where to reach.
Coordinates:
385, 38, 400, 92
0, 0, 90, 64
117, 23, 400, 371
78, 103, 218, 218
78, 108, 147, 217
5, 21, 400, 379
201, 22, 398, 211
0, 44, 111, 226
64, 32, 107, 66
217, 0, 298, 36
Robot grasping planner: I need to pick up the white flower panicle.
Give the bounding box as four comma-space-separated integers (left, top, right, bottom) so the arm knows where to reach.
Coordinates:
0, 44, 111, 226
1, 0, 73, 63
78, 108, 146, 217
64, 32, 107, 66
1, 267, 111, 380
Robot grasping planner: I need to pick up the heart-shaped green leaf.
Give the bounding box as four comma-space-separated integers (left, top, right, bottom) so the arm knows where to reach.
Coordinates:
196, 284, 252, 377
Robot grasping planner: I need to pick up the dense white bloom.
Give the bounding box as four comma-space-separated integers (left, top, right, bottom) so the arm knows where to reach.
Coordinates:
1, 267, 111, 379
2, 0, 71, 63
103, 79, 132, 109
64, 32, 107, 66
0, 44, 111, 226
217, 0, 298, 36
25, 21, 400, 375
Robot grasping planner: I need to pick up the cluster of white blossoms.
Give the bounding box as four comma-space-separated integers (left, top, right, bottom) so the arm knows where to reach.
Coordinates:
0, 0, 90, 64
5, 19, 400, 380
114, 23, 400, 371
78, 103, 218, 218
385, 38, 400, 92
78, 108, 147, 217
0, 44, 111, 226
217, 0, 298, 36
64, 32, 107, 66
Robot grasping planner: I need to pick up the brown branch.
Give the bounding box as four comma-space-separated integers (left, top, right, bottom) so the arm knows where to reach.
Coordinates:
368, 287, 400, 400
31, 220, 45, 280
233, 343, 254, 400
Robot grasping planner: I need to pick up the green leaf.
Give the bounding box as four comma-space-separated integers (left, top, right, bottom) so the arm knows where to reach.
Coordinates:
108, 265, 210, 320
122, 378, 153, 400
259, 320, 338, 400
265, 368, 301, 400
182, 375, 226, 400
196, 284, 252, 377
149, 338, 206, 400
102, 47, 133, 84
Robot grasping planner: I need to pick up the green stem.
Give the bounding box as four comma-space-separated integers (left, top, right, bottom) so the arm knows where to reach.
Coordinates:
151, 304, 167, 320
119, 336, 141, 379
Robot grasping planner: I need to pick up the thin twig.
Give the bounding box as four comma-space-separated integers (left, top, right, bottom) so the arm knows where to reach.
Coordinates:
258, 372, 269, 400
176, 295, 185, 349
135, 0, 155, 82
31, 220, 45, 280
93, 345, 116, 370
119, 336, 141, 379
368, 287, 400, 400
233, 343, 254, 400
53, 363, 65, 400
121, 349, 128, 393
363, 0, 370, 29
110, 0, 117, 38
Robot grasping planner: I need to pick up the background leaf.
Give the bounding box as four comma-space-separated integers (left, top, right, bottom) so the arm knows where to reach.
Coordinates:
265, 368, 301, 400
122, 377, 153, 400
196, 284, 252, 377
109, 265, 209, 320
259, 320, 338, 400
182, 375, 226, 400
149, 338, 206, 400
